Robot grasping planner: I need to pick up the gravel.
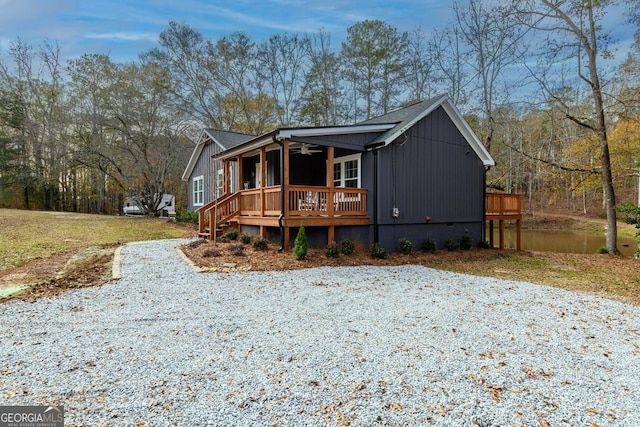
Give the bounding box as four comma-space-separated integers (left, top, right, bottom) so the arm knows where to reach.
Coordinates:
1, 238, 639, 426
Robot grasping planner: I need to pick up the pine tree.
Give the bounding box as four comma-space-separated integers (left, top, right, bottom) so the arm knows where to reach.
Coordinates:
294, 224, 308, 260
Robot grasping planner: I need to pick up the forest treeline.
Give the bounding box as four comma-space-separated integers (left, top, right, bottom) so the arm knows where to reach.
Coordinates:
0, 0, 639, 251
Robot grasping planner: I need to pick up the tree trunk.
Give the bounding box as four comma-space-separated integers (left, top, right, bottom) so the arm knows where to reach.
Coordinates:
586, 6, 618, 254
23, 184, 29, 209
599, 131, 618, 253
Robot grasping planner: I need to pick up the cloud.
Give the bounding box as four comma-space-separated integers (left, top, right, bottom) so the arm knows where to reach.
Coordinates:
85, 32, 158, 42
0, 0, 75, 29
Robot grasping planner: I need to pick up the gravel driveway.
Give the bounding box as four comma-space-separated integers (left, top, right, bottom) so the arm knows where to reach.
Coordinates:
1, 239, 639, 426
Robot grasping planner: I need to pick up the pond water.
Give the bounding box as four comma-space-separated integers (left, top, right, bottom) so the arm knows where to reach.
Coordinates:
488, 228, 639, 257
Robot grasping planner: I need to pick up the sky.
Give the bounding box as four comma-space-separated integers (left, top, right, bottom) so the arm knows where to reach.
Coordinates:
0, 0, 635, 70
0, 0, 454, 62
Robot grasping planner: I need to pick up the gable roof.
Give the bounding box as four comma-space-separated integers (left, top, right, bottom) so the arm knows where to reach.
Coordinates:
182, 129, 254, 181
193, 96, 495, 167
361, 94, 494, 166
203, 128, 254, 150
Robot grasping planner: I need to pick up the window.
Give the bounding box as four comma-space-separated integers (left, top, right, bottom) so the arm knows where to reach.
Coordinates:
333, 154, 361, 188
230, 162, 237, 193
193, 175, 204, 206
216, 170, 223, 198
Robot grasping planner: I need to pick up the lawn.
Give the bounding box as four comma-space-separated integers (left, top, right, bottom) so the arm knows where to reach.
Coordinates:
0, 209, 188, 271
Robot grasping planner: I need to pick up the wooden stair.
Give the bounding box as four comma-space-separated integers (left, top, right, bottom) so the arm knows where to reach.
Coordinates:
198, 220, 239, 240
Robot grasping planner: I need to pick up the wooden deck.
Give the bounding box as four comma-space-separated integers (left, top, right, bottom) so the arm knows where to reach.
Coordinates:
197, 185, 368, 245
485, 193, 522, 250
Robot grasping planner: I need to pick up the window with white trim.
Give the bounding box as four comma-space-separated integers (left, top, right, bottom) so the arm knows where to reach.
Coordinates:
216, 170, 224, 198
333, 154, 361, 188
230, 162, 237, 193
193, 175, 204, 206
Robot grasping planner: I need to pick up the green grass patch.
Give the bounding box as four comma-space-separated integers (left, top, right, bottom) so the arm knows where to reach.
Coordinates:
0, 209, 186, 270
489, 252, 548, 267
511, 256, 549, 267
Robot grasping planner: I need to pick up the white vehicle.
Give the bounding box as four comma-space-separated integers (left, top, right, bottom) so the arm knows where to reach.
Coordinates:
124, 194, 176, 217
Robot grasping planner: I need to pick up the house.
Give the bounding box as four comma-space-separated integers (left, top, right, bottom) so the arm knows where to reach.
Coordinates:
190, 95, 521, 251
123, 194, 176, 217
182, 129, 255, 210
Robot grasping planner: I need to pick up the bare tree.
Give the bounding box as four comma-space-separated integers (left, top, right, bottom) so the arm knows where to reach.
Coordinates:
69, 55, 191, 215
142, 21, 221, 128
256, 33, 311, 126
512, 0, 620, 254
209, 32, 262, 133
454, 0, 527, 152
431, 25, 470, 106
0, 39, 68, 210
405, 26, 437, 103
106, 62, 192, 215
300, 30, 348, 126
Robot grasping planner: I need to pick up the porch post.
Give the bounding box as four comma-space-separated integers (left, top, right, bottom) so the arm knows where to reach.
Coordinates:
327, 146, 335, 244
237, 155, 243, 212
282, 139, 290, 251
260, 147, 266, 210
260, 146, 266, 238
223, 160, 230, 195
237, 155, 243, 192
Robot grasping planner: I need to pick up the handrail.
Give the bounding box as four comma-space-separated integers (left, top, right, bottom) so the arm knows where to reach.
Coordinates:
198, 192, 240, 235
208, 192, 240, 232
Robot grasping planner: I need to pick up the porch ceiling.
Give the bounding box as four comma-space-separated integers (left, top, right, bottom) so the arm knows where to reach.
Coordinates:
286, 136, 368, 152
216, 123, 395, 160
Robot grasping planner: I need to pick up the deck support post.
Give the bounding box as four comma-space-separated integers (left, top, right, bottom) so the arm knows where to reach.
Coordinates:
328, 226, 335, 246
489, 220, 494, 248
499, 220, 505, 250
283, 227, 290, 251
516, 219, 521, 251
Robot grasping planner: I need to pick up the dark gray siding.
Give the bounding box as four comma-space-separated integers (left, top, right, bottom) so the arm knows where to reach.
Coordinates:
376, 222, 482, 252
253, 225, 369, 249
363, 106, 485, 251
187, 141, 222, 210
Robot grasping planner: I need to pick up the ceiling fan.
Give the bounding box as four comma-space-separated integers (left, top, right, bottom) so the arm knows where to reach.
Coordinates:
290, 143, 322, 155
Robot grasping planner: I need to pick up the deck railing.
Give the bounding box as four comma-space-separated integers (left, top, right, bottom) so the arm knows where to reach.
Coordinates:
201, 185, 368, 232
239, 186, 282, 216
287, 185, 367, 217
199, 192, 240, 235
485, 193, 522, 218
